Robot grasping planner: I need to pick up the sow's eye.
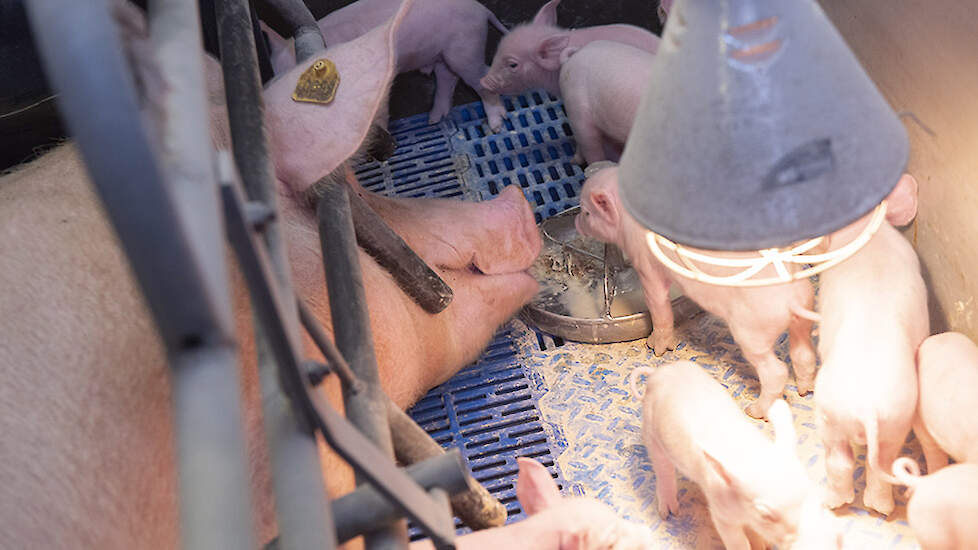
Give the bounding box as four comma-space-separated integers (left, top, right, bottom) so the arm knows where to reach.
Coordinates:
508, 61, 518, 69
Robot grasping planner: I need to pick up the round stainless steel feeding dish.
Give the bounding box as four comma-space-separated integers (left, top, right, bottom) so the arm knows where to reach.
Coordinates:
520, 206, 701, 344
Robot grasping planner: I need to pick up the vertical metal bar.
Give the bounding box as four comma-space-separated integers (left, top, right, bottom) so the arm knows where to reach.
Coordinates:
248, 0, 276, 83
170, 346, 256, 550
147, 0, 231, 344
213, 1, 334, 548
147, 1, 256, 549
318, 182, 410, 549
23, 1, 254, 549
213, 0, 288, 278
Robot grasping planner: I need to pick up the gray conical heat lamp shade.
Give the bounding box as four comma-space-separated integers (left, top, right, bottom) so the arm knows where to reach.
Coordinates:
618, 0, 909, 251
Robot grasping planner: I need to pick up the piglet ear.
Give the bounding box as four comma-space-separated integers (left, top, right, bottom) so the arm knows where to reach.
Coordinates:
767, 399, 797, 455
588, 187, 618, 226
703, 449, 740, 492
532, 0, 561, 26
516, 457, 562, 515
885, 173, 919, 227
536, 33, 570, 71
753, 499, 781, 523
564, 530, 590, 550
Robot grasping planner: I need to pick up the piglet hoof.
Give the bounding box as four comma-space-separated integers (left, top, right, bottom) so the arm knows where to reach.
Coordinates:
745, 401, 768, 420
485, 106, 506, 133
656, 495, 678, 520
427, 105, 451, 127
570, 151, 585, 166
646, 331, 677, 357
823, 489, 854, 510
862, 491, 895, 517
796, 381, 813, 397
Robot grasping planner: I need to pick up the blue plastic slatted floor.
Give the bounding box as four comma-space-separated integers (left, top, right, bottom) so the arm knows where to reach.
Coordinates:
353, 91, 581, 538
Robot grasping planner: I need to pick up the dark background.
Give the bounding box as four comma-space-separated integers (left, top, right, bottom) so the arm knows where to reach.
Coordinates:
0, 0, 661, 171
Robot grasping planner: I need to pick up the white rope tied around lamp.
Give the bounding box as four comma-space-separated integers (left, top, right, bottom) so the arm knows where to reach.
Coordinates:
644, 201, 888, 287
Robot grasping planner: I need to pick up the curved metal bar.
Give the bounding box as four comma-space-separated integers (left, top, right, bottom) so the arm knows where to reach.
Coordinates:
333, 452, 468, 544
255, 0, 326, 63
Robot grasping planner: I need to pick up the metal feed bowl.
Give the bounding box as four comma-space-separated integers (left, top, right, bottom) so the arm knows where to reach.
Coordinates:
520, 206, 701, 345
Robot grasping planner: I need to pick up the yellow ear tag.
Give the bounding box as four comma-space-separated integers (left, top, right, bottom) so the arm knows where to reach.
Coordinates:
292, 58, 340, 105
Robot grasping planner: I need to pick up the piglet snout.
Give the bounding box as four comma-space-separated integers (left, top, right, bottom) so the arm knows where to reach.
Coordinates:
479, 75, 498, 93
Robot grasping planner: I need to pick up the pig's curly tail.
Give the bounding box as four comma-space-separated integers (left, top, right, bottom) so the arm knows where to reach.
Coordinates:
864, 413, 919, 487
628, 366, 656, 400
892, 456, 922, 498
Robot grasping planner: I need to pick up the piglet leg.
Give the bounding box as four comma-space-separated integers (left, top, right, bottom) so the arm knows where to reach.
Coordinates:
441, 42, 506, 132
913, 418, 950, 474
638, 269, 677, 356
564, 104, 605, 166
734, 339, 789, 419
863, 439, 901, 515
648, 436, 679, 519
818, 416, 856, 509
710, 512, 751, 550
788, 314, 817, 396
428, 62, 458, 125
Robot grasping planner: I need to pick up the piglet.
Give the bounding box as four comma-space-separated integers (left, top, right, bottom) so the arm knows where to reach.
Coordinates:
576, 165, 818, 419
265, 0, 510, 130
892, 458, 978, 550
480, 0, 658, 98
813, 174, 928, 516
557, 40, 656, 164
631, 361, 842, 550
409, 457, 654, 550
913, 332, 978, 472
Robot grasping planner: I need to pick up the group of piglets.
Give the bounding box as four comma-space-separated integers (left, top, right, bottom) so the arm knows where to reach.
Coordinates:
264, 0, 657, 144
892, 332, 978, 550
575, 159, 978, 548
500, 3, 975, 546
480, 0, 658, 164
